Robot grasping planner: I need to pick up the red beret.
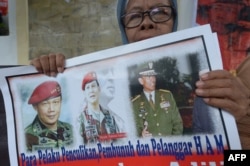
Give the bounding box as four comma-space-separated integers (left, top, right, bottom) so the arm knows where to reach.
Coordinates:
82, 72, 98, 90
28, 81, 61, 104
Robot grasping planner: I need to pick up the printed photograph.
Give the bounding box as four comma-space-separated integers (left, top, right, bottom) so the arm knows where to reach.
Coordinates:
127, 36, 225, 139
7, 75, 74, 153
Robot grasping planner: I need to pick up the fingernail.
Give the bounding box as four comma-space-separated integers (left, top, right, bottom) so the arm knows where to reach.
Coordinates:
45, 72, 50, 76
50, 72, 56, 77
203, 98, 210, 103
200, 73, 208, 80
57, 67, 63, 73
196, 81, 204, 86
199, 69, 209, 76
195, 89, 203, 95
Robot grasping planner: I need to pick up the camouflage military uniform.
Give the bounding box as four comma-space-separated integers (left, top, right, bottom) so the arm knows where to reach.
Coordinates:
79, 105, 119, 144
132, 89, 183, 137
25, 116, 73, 151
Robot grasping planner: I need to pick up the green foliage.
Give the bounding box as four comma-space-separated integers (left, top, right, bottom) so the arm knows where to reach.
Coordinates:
129, 52, 203, 107
154, 57, 190, 107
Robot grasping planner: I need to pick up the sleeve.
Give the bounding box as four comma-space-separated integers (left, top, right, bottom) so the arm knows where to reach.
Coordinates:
78, 113, 87, 143
236, 56, 250, 91
132, 99, 143, 137
236, 56, 250, 149
169, 92, 184, 135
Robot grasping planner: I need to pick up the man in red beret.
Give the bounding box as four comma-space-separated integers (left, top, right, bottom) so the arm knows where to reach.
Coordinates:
25, 81, 73, 151
79, 72, 122, 144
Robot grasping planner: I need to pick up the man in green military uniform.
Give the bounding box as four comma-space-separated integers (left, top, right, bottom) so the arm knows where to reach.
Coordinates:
132, 62, 183, 137
25, 81, 73, 151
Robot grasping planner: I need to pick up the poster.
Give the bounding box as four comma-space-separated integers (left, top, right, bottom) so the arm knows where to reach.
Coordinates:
196, 0, 250, 71
0, 25, 240, 166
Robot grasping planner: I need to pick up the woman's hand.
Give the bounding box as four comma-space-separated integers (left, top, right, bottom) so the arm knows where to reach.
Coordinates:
195, 70, 250, 121
30, 53, 65, 77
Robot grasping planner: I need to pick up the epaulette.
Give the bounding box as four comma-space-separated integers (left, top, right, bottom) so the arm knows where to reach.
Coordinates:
159, 89, 170, 93
131, 95, 141, 102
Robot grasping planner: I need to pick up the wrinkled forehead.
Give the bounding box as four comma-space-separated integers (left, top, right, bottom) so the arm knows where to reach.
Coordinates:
125, 0, 172, 8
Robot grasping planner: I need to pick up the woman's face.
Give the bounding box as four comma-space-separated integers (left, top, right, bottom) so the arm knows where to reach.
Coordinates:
125, 0, 174, 43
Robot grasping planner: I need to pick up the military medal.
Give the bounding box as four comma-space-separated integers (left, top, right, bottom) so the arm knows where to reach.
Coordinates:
160, 95, 170, 113
138, 102, 146, 117
139, 102, 146, 113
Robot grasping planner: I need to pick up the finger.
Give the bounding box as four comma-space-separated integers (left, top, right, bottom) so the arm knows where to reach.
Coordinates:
200, 70, 232, 81
55, 53, 65, 73
48, 54, 57, 77
145, 133, 152, 137
39, 55, 50, 76
196, 78, 233, 89
142, 130, 147, 137
196, 79, 249, 100
203, 97, 248, 120
203, 97, 233, 110
195, 87, 233, 99
30, 58, 43, 73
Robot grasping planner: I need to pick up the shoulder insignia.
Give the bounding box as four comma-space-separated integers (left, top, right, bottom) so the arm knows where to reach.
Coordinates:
131, 95, 141, 102
159, 89, 170, 93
